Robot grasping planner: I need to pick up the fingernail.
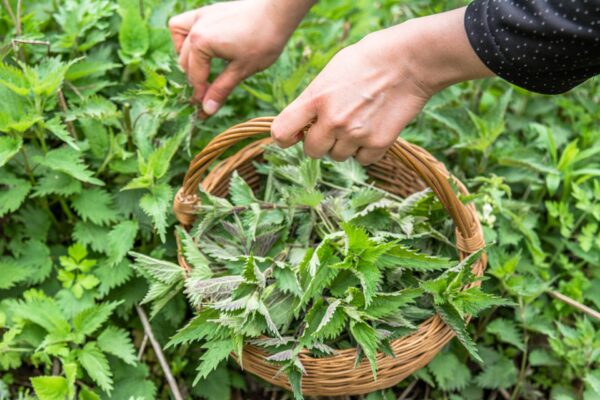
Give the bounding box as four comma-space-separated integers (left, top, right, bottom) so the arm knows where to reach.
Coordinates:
203, 100, 219, 115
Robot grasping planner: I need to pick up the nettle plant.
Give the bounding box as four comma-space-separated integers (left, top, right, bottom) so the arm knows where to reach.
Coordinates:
0, 0, 199, 397
134, 144, 510, 398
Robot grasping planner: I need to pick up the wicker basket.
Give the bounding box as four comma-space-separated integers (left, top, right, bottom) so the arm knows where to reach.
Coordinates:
173, 116, 486, 397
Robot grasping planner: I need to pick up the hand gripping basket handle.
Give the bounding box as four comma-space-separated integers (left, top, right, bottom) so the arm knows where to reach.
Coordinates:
173, 116, 485, 255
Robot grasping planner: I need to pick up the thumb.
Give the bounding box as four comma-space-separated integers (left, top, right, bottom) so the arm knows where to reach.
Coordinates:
271, 92, 317, 148
202, 63, 244, 115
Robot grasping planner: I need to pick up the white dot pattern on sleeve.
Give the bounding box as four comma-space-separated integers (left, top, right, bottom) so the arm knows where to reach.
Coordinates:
464, 0, 600, 94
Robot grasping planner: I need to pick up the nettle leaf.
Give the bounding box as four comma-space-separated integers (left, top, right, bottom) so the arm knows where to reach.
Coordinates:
0, 170, 31, 217
229, 171, 256, 206
73, 221, 111, 254
77, 342, 113, 394
97, 326, 136, 365
65, 96, 119, 121
73, 301, 121, 337
8, 290, 70, 333
194, 339, 235, 384
119, 4, 149, 59
44, 116, 79, 150
33, 170, 82, 198
436, 303, 481, 363
350, 321, 379, 378
107, 220, 139, 266
0, 135, 22, 166
140, 183, 173, 242
315, 299, 342, 333
130, 252, 183, 285
428, 351, 471, 391
31, 376, 69, 400
72, 188, 120, 225
35, 147, 104, 186
178, 227, 212, 278
364, 288, 422, 318
486, 318, 525, 351
475, 355, 518, 389
377, 244, 453, 270
0, 259, 29, 289
167, 309, 219, 348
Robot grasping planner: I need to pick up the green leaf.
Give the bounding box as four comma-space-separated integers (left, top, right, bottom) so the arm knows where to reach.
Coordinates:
107, 220, 139, 266
65, 96, 119, 121
72, 222, 111, 254
0, 259, 29, 289
475, 355, 518, 389
194, 339, 235, 384
73, 301, 121, 337
428, 351, 471, 391
0, 135, 22, 166
44, 117, 79, 150
119, 5, 149, 59
229, 171, 256, 206
0, 170, 31, 217
139, 183, 173, 242
436, 303, 481, 363
97, 326, 136, 365
9, 291, 70, 333
33, 170, 82, 198
35, 147, 104, 185
71, 188, 119, 225
31, 376, 69, 400
364, 288, 422, 318
178, 227, 212, 278
130, 252, 183, 285
354, 262, 382, 307
77, 342, 113, 394
486, 318, 525, 351
350, 321, 379, 379
377, 244, 453, 270
167, 309, 219, 348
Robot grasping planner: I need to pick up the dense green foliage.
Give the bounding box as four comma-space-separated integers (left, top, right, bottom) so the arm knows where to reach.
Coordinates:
0, 0, 598, 399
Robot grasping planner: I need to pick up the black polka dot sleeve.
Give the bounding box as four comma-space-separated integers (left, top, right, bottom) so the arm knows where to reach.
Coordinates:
464, 0, 600, 94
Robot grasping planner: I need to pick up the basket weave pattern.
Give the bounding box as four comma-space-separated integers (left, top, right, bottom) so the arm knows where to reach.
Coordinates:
173, 117, 486, 396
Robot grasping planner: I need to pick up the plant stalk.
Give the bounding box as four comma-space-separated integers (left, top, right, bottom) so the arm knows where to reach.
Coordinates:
135, 305, 184, 400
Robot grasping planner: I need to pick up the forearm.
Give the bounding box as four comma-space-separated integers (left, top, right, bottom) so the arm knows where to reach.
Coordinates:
265, 0, 317, 37
361, 7, 495, 97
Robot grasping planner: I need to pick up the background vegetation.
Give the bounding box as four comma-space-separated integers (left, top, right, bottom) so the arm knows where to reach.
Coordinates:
0, 0, 598, 399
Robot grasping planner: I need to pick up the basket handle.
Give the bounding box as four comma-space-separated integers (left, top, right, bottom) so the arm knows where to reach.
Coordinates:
173, 116, 484, 255
174, 116, 278, 226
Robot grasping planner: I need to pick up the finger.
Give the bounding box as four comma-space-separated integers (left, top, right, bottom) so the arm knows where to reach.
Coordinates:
178, 36, 192, 73
186, 37, 212, 103
271, 94, 317, 148
303, 119, 336, 159
329, 139, 359, 162
168, 9, 201, 53
202, 62, 244, 115
355, 147, 387, 166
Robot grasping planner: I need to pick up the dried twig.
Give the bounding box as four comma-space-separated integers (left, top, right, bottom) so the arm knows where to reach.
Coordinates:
135, 305, 184, 400
398, 379, 418, 400
11, 39, 50, 49
548, 290, 600, 321
137, 334, 148, 361
15, 0, 22, 35
57, 89, 77, 140
2, 0, 17, 27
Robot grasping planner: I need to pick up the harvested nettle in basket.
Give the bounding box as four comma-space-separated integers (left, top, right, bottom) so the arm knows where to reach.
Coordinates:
131, 117, 510, 398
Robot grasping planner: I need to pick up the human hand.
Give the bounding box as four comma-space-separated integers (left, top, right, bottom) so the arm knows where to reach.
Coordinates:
271, 7, 494, 165
169, 0, 313, 116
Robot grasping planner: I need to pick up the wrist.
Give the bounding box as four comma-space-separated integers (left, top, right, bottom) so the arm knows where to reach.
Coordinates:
262, 0, 316, 37
363, 7, 495, 97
